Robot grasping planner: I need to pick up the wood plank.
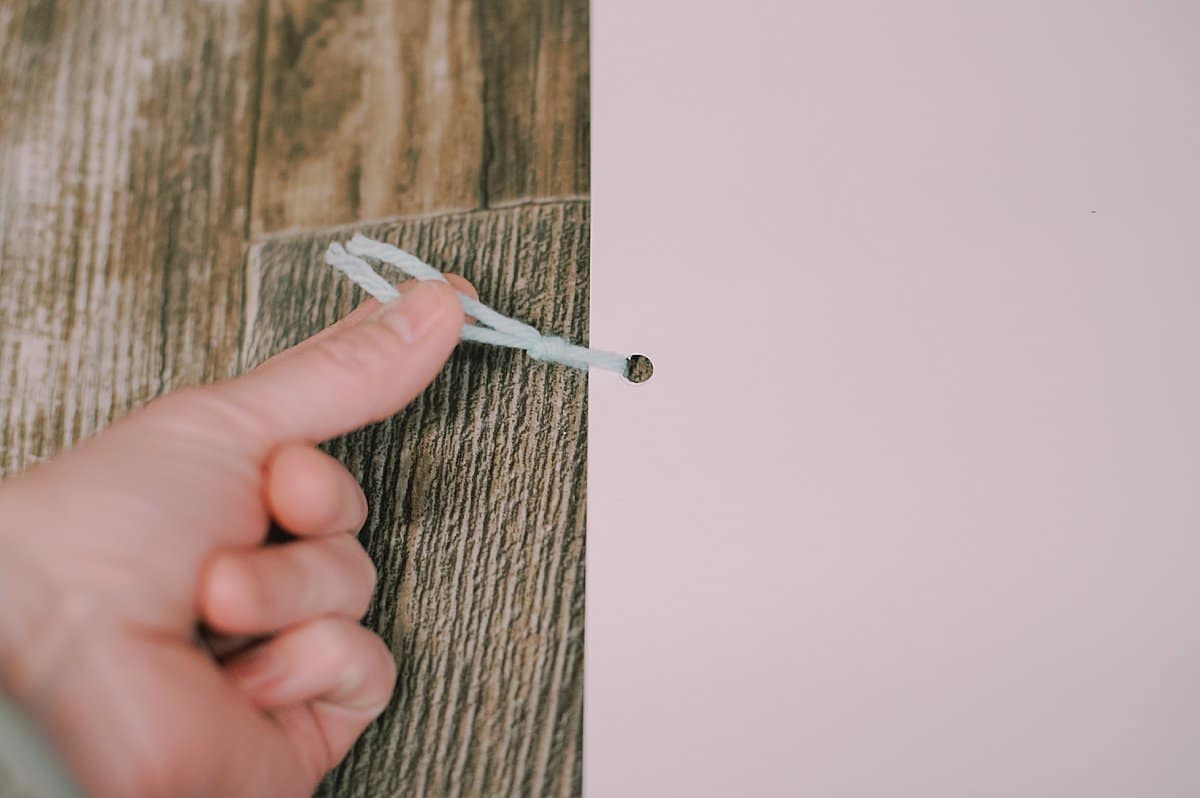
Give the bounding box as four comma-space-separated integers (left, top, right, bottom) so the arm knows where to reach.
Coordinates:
250, 0, 588, 236
0, 0, 263, 474
243, 200, 588, 797
477, 0, 590, 206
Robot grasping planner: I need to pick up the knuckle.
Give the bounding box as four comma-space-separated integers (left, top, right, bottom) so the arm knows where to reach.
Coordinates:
142, 384, 265, 442
286, 547, 323, 616
203, 555, 256, 625
140, 385, 212, 425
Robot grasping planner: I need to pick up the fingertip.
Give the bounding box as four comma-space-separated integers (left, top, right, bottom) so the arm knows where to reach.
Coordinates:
424, 278, 468, 326
443, 273, 479, 302
440, 274, 478, 325
375, 279, 464, 342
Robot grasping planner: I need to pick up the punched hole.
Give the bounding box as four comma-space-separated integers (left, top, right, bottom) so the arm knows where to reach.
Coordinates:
625, 354, 654, 384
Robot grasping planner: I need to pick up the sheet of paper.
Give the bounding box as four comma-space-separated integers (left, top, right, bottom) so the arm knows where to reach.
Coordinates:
588, 2, 1200, 795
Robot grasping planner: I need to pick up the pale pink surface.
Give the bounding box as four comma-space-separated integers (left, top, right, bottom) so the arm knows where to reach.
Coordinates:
588, 2, 1200, 796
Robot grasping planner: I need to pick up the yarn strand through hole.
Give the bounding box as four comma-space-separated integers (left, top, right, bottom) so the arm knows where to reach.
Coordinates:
324, 235, 653, 382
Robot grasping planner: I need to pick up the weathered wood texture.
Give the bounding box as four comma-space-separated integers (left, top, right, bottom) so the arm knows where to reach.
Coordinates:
251, 0, 589, 235
244, 201, 588, 797
0, 0, 262, 474
1, 1, 590, 795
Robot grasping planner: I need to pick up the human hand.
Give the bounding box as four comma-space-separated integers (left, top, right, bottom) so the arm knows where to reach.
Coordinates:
0, 275, 473, 797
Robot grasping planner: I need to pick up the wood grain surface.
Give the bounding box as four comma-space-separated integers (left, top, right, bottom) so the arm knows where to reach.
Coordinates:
1, 1, 590, 795
251, 0, 589, 235
245, 202, 588, 797
0, 0, 262, 473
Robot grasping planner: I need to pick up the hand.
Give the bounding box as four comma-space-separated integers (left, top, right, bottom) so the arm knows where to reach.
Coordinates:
0, 275, 473, 797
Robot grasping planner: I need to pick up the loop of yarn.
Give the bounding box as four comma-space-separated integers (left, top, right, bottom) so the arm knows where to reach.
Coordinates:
324, 236, 632, 377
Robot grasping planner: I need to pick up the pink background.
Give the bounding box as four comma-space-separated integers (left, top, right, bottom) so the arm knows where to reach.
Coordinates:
587, 1, 1200, 795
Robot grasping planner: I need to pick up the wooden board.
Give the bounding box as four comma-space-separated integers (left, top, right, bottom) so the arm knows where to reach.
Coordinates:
0, 2, 590, 794
250, 0, 589, 235
243, 200, 589, 797
0, 0, 262, 473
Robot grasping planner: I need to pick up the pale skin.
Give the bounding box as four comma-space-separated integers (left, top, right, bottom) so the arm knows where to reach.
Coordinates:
0, 275, 477, 797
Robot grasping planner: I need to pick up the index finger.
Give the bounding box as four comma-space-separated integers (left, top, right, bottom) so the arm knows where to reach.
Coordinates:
216, 279, 465, 445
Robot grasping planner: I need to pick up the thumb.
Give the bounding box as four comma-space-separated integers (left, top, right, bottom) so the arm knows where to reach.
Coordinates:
217, 280, 464, 445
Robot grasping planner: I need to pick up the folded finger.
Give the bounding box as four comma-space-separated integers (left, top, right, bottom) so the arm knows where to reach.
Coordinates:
200, 535, 377, 635
264, 443, 367, 538
225, 617, 397, 769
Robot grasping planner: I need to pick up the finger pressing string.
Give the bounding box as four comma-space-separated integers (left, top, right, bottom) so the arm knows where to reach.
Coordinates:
325, 237, 653, 382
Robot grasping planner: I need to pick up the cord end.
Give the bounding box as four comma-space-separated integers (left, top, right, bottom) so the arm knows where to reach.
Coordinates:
624, 354, 654, 384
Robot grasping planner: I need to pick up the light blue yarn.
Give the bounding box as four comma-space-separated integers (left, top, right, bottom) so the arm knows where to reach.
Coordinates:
325, 237, 630, 377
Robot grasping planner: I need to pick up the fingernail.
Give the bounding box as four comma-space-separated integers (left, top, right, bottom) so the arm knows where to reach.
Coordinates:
375, 281, 453, 343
